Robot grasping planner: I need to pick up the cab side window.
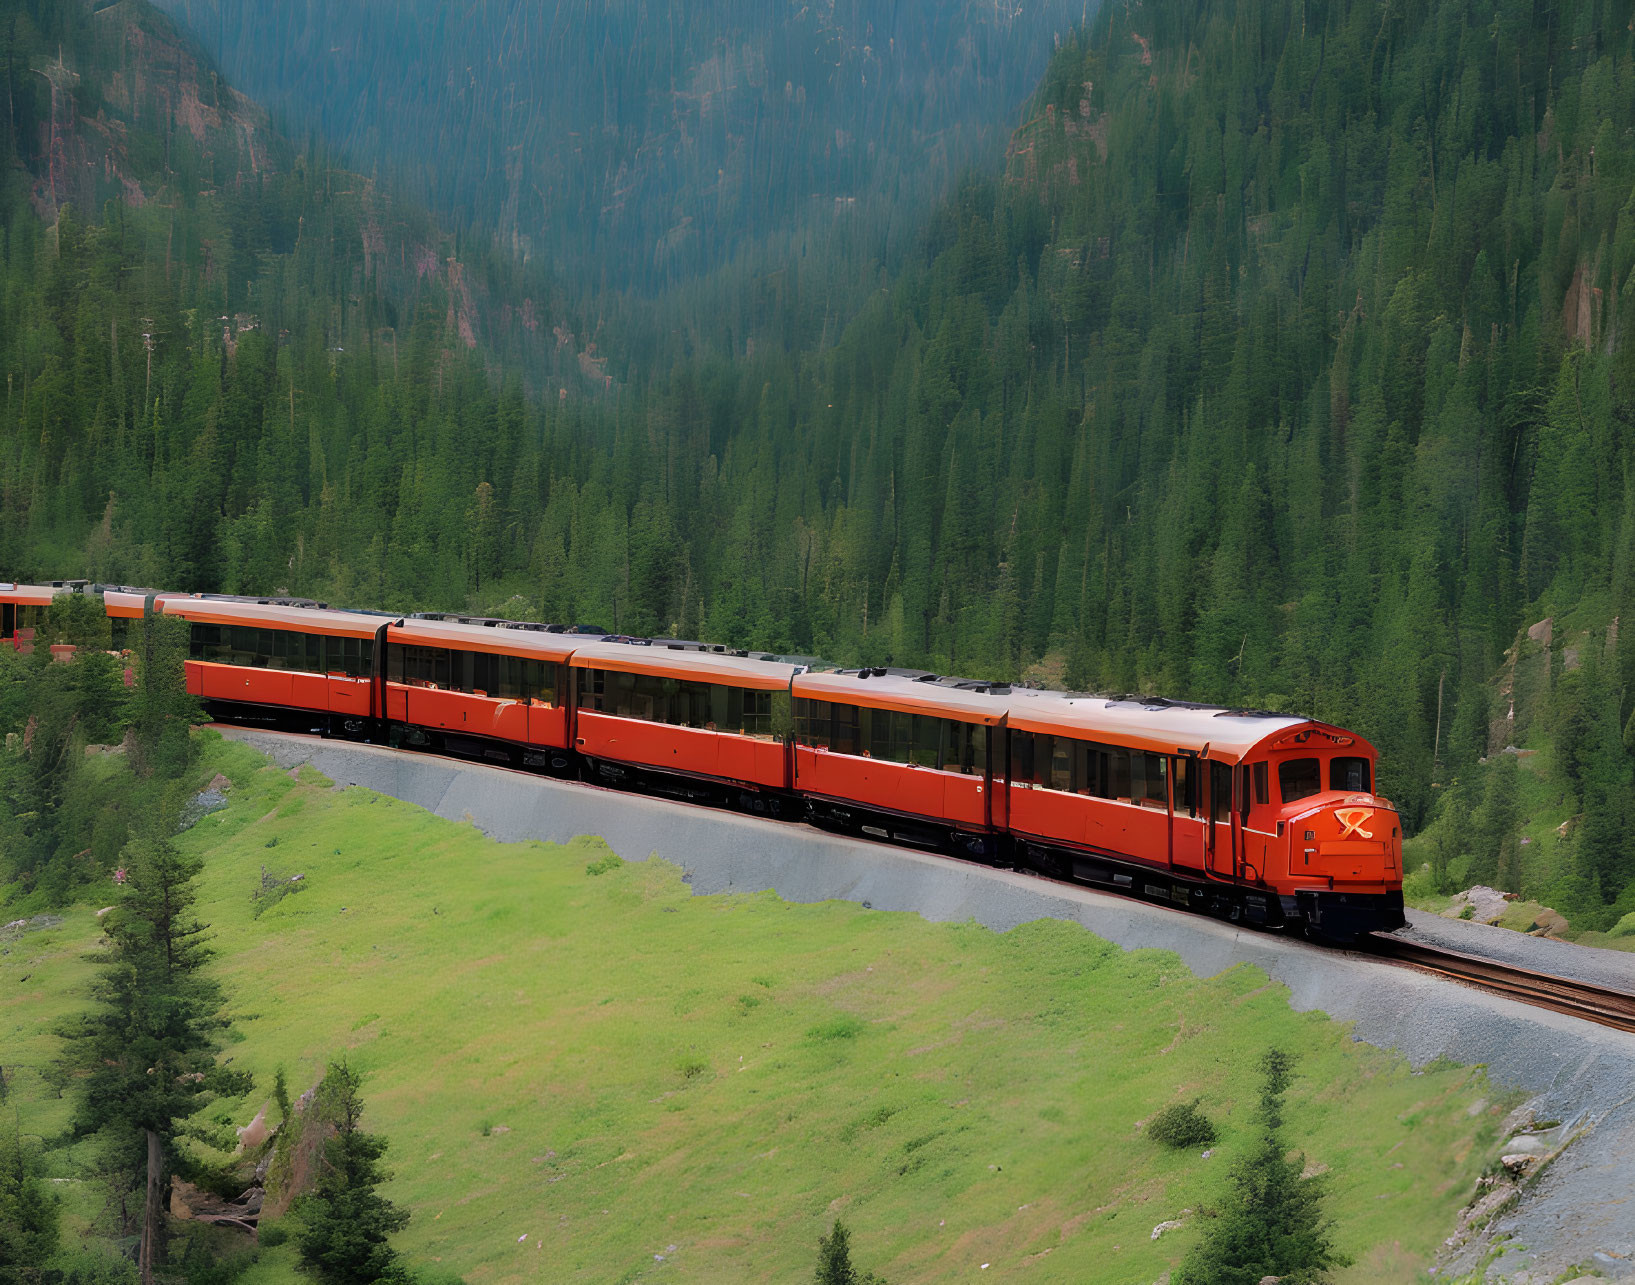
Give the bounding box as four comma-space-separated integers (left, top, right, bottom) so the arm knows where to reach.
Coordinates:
1278, 757, 1322, 803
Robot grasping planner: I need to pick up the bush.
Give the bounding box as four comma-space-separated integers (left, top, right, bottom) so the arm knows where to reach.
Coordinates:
806, 1016, 865, 1041
584, 850, 623, 877
258, 1221, 289, 1248
1146, 1100, 1218, 1149
252, 865, 306, 918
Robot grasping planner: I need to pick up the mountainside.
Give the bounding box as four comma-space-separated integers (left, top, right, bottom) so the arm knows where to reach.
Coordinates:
151, 0, 1089, 293
6, 0, 1635, 928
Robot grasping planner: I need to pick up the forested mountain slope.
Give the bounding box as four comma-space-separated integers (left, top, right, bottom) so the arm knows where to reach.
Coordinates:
5, 0, 1635, 924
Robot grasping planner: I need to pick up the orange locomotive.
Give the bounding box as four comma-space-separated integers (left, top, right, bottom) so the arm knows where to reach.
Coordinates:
29, 583, 1404, 941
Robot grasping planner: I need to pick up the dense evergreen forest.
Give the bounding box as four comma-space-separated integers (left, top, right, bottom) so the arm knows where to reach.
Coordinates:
6, 0, 1635, 926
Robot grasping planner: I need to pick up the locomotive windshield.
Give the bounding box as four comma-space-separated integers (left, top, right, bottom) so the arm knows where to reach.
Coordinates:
1278, 757, 1322, 803
1330, 756, 1372, 793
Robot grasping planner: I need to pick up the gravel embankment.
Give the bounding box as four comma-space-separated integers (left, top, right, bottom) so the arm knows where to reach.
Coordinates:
218, 728, 1635, 1282
1397, 907, 1635, 992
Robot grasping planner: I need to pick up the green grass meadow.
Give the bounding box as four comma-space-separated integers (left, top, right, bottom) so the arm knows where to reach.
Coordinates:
5, 734, 1508, 1283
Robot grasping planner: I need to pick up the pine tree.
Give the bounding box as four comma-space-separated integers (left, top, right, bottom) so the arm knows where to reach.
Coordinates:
815, 1220, 888, 1285
1173, 1050, 1347, 1285
126, 613, 202, 782
0, 1115, 59, 1285
66, 807, 250, 1285
295, 1059, 411, 1285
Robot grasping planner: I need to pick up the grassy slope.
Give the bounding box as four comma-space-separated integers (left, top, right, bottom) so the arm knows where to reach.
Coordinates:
4, 734, 1509, 1283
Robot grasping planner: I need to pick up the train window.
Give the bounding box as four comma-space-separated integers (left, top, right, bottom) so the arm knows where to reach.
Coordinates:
910, 714, 941, 767
1210, 761, 1233, 822
1104, 745, 1129, 801
1131, 753, 1167, 808
397, 645, 450, 688
1049, 736, 1073, 790
497, 656, 552, 704
1173, 757, 1196, 817
630, 672, 663, 720
729, 687, 775, 738
1278, 757, 1322, 803
864, 707, 891, 760
944, 720, 984, 774
1009, 729, 1035, 783
190, 623, 222, 660
451, 650, 499, 697
795, 698, 827, 746
831, 702, 861, 755
576, 667, 780, 738
1252, 762, 1269, 806
1330, 756, 1371, 793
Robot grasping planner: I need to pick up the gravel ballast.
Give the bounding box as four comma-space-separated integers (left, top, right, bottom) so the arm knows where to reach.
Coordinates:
1399, 907, 1635, 993
219, 728, 1635, 1281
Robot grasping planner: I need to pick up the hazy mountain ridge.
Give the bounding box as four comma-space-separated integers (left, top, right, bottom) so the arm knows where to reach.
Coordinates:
7, 0, 620, 395
150, 0, 1092, 292
14, 0, 278, 221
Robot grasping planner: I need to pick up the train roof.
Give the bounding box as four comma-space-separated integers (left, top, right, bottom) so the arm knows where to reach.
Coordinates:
94, 586, 163, 619
0, 582, 63, 605
1004, 687, 1326, 760
567, 637, 804, 690
792, 668, 1010, 723
157, 595, 386, 640
388, 616, 584, 660
409, 612, 606, 634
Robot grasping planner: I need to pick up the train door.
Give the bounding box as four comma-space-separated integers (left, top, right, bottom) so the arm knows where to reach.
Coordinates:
1, 602, 12, 640
1169, 754, 1206, 872
1207, 759, 1236, 878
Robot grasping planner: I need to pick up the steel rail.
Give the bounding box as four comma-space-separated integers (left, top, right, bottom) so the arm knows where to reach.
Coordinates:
1366, 934, 1635, 1034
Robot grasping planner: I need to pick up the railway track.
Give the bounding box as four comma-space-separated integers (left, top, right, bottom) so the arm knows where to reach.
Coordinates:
1367, 934, 1635, 1034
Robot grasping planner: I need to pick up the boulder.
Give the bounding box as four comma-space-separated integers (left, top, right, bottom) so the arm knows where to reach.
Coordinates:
236, 1102, 271, 1153
1445, 886, 1512, 924
1150, 1219, 1185, 1240
1528, 907, 1570, 938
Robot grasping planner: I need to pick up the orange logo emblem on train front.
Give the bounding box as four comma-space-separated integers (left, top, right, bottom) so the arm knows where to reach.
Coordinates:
1335, 808, 1375, 840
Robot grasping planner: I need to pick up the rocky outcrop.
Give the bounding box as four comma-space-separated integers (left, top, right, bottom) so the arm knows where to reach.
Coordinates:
169, 1177, 263, 1233
1444, 886, 1515, 925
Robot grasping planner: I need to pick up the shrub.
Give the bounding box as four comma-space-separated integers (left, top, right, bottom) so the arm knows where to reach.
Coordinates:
806, 1016, 865, 1041
1147, 1100, 1218, 1149
584, 850, 623, 877
258, 1221, 290, 1248
252, 865, 305, 918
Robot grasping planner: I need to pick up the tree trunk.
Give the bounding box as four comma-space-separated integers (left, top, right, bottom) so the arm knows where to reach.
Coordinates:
140, 1128, 162, 1285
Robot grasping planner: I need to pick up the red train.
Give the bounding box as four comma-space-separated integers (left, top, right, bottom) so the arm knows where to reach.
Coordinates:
2, 581, 1405, 940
